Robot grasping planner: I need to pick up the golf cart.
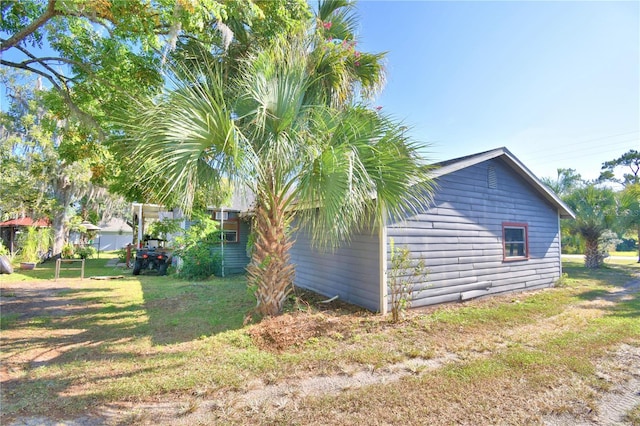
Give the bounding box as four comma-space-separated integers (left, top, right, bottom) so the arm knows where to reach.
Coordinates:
132, 237, 171, 276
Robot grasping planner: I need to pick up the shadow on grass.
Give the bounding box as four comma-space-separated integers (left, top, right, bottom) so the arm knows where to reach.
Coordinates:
567, 262, 640, 321
0, 270, 255, 421
139, 273, 255, 345
0, 257, 123, 282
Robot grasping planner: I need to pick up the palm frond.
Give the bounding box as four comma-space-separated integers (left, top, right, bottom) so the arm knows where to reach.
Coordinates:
294, 106, 434, 250
235, 39, 317, 195
115, 54, 247, 213
316, 0, 359, 41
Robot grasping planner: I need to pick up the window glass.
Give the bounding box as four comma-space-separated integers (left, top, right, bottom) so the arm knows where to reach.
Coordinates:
221, 221, 238, 242
213, 211, 239, 243
503, 224, 527, 259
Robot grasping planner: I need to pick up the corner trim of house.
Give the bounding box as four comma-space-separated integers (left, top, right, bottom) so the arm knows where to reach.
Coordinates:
557, 211, 563, 278
379, 207, 388, 315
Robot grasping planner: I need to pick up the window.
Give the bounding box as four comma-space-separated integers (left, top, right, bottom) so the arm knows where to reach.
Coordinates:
503, 222, 528, 260
213, 211, 239, 243
220, 219, 239, 242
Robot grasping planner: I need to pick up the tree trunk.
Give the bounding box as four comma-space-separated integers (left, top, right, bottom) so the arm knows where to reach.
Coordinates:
51, 209, 69, 257
584, 238, 602, 269
51, 183, 73, 257
637, 226, 640, 263
246, 196, 295, 317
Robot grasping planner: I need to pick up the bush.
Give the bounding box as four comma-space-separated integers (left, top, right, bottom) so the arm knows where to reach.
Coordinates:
76, 246, 97, 259
62, 243, 75, 259
599, 230, 621, 254
116, 247, 129, 263
17, 226, 51, 263
174, 212, 222, 280
0, 241, 8, 256
177, 244, 222, 280
388, 239, 428, 323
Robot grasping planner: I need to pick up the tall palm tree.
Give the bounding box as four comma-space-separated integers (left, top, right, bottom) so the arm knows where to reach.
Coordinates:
564, 185, 617, 268
309, 0, 386, 106
619, 183, 640, 262
118, 38, 434, 316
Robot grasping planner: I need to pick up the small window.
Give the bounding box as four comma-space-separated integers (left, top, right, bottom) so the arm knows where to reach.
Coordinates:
220, 220, 239, 242
213, 212, 239, 243
503, 222, 528, 260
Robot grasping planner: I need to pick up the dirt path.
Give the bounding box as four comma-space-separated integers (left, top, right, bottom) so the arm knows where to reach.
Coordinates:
4, 278, 640, 426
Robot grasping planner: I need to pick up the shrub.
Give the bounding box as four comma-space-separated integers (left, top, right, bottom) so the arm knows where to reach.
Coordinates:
147, 218, 183, 243
599, 230, 621, 254
116, 247, 129, 263
17, 226, 51, 263
62, 243, 75, 259
76, 246, 97, 259
174, 212, 222, 280
388, 239, 428, 323
177, 245, 222, 280
616, 238, 638, 252
0, 241, 8, 256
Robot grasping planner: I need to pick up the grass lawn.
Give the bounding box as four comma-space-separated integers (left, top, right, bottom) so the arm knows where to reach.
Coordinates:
610, 250, 638, 257
1, 257, 638, 425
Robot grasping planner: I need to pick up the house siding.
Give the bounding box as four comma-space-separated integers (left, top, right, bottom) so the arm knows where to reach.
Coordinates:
387, 158, 561, 309
212, 215, 251, 275
290, 226, 380, 311
98, 233, 132, 251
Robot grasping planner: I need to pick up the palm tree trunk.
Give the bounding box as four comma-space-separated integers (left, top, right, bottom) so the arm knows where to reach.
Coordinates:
584, 238, 602, 269
246, 196, 295, 316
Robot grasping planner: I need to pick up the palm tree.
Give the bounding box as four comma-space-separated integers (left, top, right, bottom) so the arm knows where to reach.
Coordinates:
118, 37, 434, 316
564, 185, 617, 268
619, 183, 640, 262
309, 0, 386, 106
540, 168, 582, 197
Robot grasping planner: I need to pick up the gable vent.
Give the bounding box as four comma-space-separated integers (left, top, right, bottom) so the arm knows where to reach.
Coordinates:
488, 165, 497, 189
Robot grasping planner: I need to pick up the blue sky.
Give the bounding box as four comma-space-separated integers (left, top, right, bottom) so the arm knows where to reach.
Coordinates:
354, 1, 639, 182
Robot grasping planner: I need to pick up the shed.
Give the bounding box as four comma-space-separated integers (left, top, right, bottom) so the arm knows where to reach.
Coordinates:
0, 217, 50, 255
289, 147, 575, 313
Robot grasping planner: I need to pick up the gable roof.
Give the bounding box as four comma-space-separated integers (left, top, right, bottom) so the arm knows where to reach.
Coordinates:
98, 218, 133, 233
432, 147, 575, 219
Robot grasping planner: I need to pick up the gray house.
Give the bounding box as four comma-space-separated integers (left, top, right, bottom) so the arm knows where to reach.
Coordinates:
96, 218, 133, 251
290, 147, 575, 314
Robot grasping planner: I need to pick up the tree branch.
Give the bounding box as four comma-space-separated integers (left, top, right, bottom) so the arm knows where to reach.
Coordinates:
1, 0, 59, 52
11, 43, 74, 85
1, 59, 106, 140
19, 56, 91, 75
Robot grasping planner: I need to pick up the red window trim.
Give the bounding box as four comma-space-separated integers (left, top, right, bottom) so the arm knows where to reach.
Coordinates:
502, 222, 529, 261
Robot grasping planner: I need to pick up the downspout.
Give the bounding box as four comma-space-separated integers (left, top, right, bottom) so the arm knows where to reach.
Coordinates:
138, 204, 143, 248
379, 206, 388, 315
220, 207, 225, 277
